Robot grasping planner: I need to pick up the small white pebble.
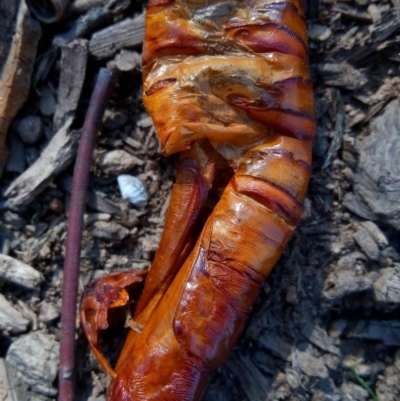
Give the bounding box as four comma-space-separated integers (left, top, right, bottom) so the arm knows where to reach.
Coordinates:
117, 175, 148, 207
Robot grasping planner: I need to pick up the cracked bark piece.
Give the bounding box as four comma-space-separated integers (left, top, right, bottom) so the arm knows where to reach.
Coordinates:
343, 99, 400, 231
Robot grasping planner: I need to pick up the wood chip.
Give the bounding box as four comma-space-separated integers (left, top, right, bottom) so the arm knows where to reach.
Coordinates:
0, 0, 41, 175
353, 225, 381, 261
318, 62, 367, 90
53, 39, 88, 131
5, 332, 59, 397
294, 350, 329, 379
92, 221, 131, 241
347, 320, 400, 346
258, 333, 293, 361
344, 99, 400, 231
0, 358, 18, 401
323, 270, 379, 303
0, 254, 44, 289
0, 294, 30, 334
5, 118, 78, 207
300, 322, 340, 355
333, 4, 372, 22
98, 149, 144, 174
89, 13, 145, 59
360, 221, 389, 249
374, 267, 400, 304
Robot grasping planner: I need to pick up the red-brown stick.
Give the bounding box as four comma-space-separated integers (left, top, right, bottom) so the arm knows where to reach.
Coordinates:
58, 68, 116, 401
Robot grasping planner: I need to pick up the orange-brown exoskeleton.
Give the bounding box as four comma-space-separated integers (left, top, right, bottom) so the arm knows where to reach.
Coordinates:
81, 1, 315, 400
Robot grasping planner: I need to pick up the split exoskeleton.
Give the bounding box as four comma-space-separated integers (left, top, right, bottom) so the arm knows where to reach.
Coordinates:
81, 1, 315, 400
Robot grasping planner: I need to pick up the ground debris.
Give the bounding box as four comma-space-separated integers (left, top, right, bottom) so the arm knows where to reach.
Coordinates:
53, 39, 88, 131
12, 115, 43, 145
92, 221, 131, 241
373, 267, 400, 304
352, 225, 381, 261
226, 353, 271, 401
294, 349, 329, 379
300, 322, 340, 355
89, 13, 145, 59
0, 253, 43, 288
0, 294, 30, 334
0, 0, 41, 175
98, 149, 144, 174
346, 320, 400, 347
317, 62, 367, 90
5, 118, 78, 207
344, 99, 400, 231
6, 332, 59, 397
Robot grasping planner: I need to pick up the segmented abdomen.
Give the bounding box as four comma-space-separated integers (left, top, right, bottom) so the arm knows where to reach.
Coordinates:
109, 1, 315, 399
142, 0, 315, 159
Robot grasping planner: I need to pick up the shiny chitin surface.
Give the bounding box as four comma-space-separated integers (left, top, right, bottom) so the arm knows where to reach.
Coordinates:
108, 0, 315, 399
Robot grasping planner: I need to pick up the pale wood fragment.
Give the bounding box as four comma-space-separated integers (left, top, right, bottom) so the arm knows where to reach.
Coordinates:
89, 13, 145, 59
0, 254, 44, 289
5, 117, 78, 207
0, 294, 30, 334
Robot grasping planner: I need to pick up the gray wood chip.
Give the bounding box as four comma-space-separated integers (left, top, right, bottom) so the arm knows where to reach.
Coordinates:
344, 99, 400, 231
346, 320, 400, 347
353, 225, 381, 261
6, 332, 59, 397
308, 24, 332, 41
300, 322, 340, 355
0, 254, 44, 289
0, 358, 18, 401
294, 350, 329, 379
98, 149, 144, 174
360, 221, 389, 249
5, 118, 78, 207
92, 221, 130, 241
258, 333, 293, 361
53, 39, 88, 131
318, 62, 367, 90
0, 294, 29, 334
374, 267, 400, 304
89, 13, 145, 59
323, 271, 380, 303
